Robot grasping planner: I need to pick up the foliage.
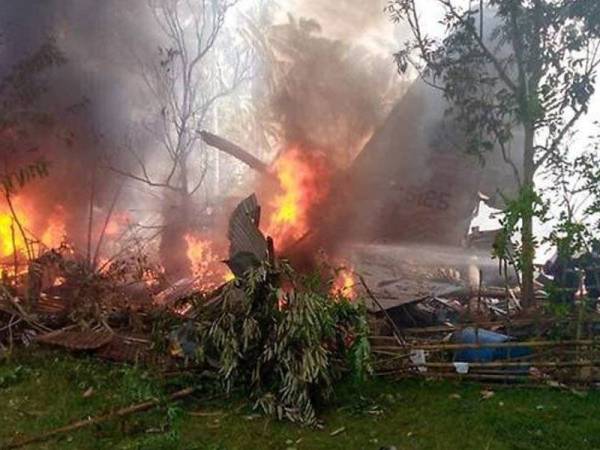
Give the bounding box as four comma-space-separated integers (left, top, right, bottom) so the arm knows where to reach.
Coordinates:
492, 185, 548, 271
0, 365, 26, 389
194, 261, 371, 425
387, 1, 600, 166
8, 352, 600, 449
386, 0, 600, 305
25, 246, 163, 328
538, 141, 600, 316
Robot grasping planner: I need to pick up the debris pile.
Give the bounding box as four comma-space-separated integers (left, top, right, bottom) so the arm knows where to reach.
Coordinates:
365, 243, 600, 387
3, 190, 600, 413
0, 195, 371, 426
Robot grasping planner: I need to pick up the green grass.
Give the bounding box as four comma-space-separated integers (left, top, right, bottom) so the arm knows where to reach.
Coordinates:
2, 348, 600, 449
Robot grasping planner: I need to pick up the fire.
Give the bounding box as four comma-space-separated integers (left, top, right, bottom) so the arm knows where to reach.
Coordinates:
0, 213, 20, 257
332, 266, 357, 300
185, 234, 213, 275
0, 197, 31, 258
105, 211, 130, 237
184, 233, 233, 289
223, 271, 235, 282
0, 198, 69, 259
41, 206, 66, 248
265, 147, 331, 247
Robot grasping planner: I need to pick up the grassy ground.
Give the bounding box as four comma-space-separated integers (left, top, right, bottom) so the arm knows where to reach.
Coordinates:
2, 348, 600, 449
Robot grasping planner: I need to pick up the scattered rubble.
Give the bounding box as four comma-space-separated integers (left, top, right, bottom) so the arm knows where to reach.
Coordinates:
2, 195, 600, 395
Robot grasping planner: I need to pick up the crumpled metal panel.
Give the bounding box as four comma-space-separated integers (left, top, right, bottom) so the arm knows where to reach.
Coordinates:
153, 277, 198, 307
35, 295, 68, 315
36, 328, 114, 350
96, 335, 157, 364
227, 194, 268, 262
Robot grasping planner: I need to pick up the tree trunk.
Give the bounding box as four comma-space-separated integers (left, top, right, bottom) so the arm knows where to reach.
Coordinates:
521, 124, 536, 308
159, 191, 193, 280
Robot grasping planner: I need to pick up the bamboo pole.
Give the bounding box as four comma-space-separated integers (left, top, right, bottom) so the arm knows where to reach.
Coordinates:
423, 373, 528, 382
373, 339, 599, 352
2, 387, 196, 449
419, 360, 600, 369
358, 274, 407, 348
401, 316, 600, 335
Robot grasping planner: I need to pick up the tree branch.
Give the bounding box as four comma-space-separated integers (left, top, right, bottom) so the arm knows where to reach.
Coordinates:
199, 130, 269, 173
440, 0, 519, 93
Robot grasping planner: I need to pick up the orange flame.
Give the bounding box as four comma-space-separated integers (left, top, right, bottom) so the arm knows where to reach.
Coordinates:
0, 197, 31, 258
41, 206, 66, 249
184, 233, 233, 289
332, 267, 357, 300
265, 147, 331, 248
105, 211, 130, 237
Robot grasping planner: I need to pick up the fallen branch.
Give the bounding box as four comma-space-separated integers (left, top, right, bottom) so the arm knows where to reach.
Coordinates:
0, 286, 51, 333
199, 130, 269, 173
2, 387, 196, 449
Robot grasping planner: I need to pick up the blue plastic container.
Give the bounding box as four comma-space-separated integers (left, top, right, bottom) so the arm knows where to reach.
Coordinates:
452, 327, 532, 362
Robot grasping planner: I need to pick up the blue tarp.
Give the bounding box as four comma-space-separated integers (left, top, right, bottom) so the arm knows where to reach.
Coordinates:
452, 327, 532, 363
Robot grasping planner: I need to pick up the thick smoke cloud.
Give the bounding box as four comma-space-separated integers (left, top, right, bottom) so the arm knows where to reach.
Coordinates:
285, 0, 395, 48
255, 1, 406, 263
267, 3, 404, 166
270, 2, 523, 254
0, 0, 157, 250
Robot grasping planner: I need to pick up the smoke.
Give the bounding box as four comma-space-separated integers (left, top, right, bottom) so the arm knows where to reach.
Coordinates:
264, 1, 524, 259
266, 2, 404, 166
283, 0, 395, 51
0, 0, 157, 251
247, 1, 407, 264
346, 5, 525, 248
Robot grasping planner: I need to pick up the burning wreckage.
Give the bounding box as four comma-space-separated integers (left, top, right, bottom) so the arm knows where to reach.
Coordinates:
1, 79, 600, 416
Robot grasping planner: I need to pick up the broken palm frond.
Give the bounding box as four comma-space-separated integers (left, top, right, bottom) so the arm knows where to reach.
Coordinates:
2, 387, 196, 450
191, 261, 371, 426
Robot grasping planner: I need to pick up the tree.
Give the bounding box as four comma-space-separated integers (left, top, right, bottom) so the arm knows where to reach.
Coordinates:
387, 0, 600, 306
110, 0, 250, 278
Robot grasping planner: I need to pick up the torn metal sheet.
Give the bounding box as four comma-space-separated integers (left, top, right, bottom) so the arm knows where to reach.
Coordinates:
96, 335, 157, 364
227, 194, 268, 262
35, 295, 68, 315
153, 278, 198, 307
36, 328, 114, 350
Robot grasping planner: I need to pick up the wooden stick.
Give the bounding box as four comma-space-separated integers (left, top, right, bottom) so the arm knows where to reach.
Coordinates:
419, 360, 600, 369
421, 372, 528, 382
378, 369, 529, 382
92, 182, 123, 269
10, 222, 17, 286
402, 316, 600, 335
86, 168, 96, 269
357, 274, 407, 347
2, 387, 196, 449
373, 339, 600, 352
